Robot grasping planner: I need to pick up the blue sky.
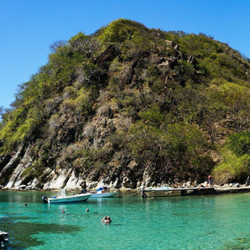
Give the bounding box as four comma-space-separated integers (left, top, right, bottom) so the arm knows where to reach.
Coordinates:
1, 0, 250, 109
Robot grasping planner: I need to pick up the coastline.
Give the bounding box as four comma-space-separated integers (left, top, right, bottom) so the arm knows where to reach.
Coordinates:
2, 183, 250, 197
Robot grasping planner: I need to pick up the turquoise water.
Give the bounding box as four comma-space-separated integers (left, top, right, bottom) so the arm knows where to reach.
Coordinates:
1, 191, 250, 249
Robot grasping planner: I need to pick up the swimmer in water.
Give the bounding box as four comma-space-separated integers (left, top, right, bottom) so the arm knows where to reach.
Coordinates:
101, 216, 112, 224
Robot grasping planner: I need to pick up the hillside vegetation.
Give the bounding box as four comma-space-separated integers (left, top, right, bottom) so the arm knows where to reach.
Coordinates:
1, 19, 250, 188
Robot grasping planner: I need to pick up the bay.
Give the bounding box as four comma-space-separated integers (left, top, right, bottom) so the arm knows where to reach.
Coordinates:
1, 190, 250, 249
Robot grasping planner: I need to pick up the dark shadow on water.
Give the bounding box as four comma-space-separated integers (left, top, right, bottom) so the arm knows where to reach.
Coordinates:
0, 216, 80, 249
220, 235, 250, 250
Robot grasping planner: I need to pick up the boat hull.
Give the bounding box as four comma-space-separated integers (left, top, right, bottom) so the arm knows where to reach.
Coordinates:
47, 193, 92, 204
90, 192, 116, 198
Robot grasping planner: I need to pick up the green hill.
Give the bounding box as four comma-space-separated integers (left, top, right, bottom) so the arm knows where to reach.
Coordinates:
1, 19, 250, 189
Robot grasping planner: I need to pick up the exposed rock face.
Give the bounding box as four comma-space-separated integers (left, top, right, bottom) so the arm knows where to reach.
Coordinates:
0, 145, 24, 187
0, 142, 152, 190
5, 146, 33, 189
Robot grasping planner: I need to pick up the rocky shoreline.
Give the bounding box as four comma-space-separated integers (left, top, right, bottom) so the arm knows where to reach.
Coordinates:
2, 181, 250, 197
213, 184, 250, 194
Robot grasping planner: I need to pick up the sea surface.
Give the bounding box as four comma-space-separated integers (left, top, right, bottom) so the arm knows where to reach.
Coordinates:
1, 190, 250, 250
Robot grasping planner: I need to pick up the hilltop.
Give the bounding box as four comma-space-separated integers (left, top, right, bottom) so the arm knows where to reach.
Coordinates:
1, 19, 250, 190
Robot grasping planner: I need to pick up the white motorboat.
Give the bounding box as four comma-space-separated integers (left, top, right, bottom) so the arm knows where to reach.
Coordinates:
42, 189, 92, 204
90, 187, 117, 198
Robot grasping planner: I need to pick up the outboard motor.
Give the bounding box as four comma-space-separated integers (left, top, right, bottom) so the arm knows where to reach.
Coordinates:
0, 231, 9, 248
42, 196, 48, 203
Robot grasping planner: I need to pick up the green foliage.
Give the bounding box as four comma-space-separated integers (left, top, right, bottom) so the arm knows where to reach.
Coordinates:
22, 166, 34, 178
75, 88, 94, 114
139, 105, 164, 127
63, 145, 114, 171
165, 33, 249, 82
205, 80, 250, 133
22, 161, 47, 180
213, 132, 250, 183
11, 117, 39, 142
98, 19, 148, 43
213, 150, 250, 184
68, 32, 87, 43
127, 121, 213, 180
97, 19, 161, 58
0, 33, 102, 152
60, 87, 94, 116
228, 132, 250, 156
176, 60, 195, 80
178, 33, 220, 58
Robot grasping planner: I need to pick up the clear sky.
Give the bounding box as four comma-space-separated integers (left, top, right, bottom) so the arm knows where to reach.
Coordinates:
1, 0, 250, 109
